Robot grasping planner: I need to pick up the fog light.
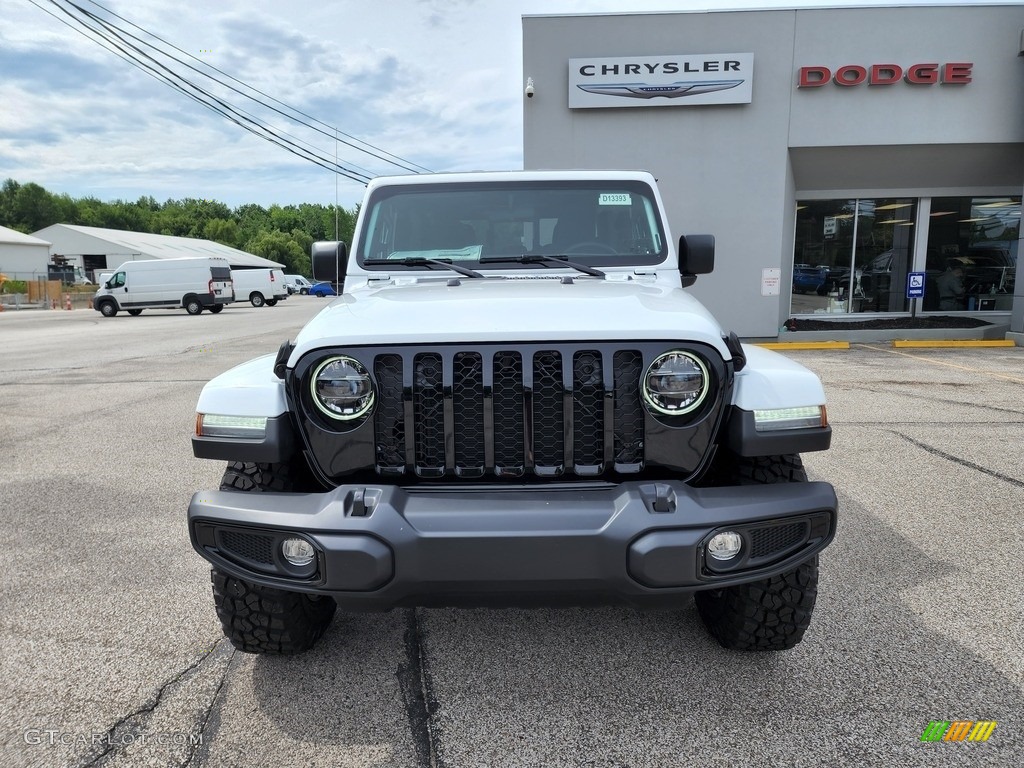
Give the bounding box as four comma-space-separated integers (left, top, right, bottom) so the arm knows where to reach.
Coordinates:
708, 531, 743, 561
281, 538, 315, 567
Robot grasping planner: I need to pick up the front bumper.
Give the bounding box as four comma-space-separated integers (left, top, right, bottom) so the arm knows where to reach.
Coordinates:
188, 480, 837, 610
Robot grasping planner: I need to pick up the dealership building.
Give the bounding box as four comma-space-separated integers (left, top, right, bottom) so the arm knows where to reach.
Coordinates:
522, 3, 1023, 339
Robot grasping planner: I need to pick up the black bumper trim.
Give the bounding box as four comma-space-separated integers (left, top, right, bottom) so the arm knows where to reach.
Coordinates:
188, 479, 837, 609
191, 414, 296, 463
725, 408, 832, 457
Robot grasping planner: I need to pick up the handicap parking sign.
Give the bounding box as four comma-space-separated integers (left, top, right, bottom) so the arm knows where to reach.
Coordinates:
907, 272, 926, 299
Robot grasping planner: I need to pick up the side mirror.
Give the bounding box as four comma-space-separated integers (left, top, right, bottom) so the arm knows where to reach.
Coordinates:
679, 234, 715, 287
312, 241, 347, 283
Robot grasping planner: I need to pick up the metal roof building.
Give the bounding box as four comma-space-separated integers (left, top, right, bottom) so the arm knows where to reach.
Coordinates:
31, 224, 283, 280
0, 225, 52, 280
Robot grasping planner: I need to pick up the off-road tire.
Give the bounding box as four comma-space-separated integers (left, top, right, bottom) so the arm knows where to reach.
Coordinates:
212, 460, 334, 654
694, 453, 819, 651
212, 569, 335, 655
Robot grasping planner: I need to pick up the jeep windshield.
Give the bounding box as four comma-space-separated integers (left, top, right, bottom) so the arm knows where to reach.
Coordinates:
357, 180, 667, 271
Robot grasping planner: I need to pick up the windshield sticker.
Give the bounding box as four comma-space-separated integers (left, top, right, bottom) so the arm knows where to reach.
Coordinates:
599, 193, 631, 206
388, 246, 482, 261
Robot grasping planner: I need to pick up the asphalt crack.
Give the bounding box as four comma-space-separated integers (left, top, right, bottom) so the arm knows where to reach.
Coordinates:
398, 608, 444, 768
78, 639, 235, 768
893, 431, 1024, 489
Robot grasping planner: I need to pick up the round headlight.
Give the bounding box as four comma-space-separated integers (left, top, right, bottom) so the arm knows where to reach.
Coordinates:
643, 351, 709, 415
311, 356, 374, 420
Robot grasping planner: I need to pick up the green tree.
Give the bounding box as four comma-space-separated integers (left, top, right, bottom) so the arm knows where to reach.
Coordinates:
12, 182, 60, 232
204, 218, 240, 247
245, 229, 306, 273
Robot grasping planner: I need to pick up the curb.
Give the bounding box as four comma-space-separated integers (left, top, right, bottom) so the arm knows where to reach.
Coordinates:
891, 339, 1017, 348
754, 341, 850, 350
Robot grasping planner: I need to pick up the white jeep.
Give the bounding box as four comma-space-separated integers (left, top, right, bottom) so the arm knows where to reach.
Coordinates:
188, 170, 836, 654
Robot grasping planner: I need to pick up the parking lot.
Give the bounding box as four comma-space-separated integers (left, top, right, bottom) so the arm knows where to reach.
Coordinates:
1, 298, 1021, 767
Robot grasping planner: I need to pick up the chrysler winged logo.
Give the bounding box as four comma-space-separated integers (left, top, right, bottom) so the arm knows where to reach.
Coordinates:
577, 80, 744, 99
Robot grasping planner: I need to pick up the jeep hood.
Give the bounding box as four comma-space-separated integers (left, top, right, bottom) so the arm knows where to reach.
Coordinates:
290, 278, 730, 361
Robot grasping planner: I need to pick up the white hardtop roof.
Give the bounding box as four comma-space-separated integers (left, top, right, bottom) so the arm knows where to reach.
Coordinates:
31, 223, 282, 268
0, 225, 50, 247
366, 169, 658, 190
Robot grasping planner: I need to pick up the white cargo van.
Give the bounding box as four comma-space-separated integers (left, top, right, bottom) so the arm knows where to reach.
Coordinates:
230, 268, 288, 307
283, 274, 313, 294
92, 257, 234, 317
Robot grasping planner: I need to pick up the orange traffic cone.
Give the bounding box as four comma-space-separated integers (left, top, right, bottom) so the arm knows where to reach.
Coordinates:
65, 294, 72, 310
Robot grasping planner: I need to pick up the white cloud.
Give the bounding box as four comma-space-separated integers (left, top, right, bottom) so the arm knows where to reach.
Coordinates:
4, 0, 956, 207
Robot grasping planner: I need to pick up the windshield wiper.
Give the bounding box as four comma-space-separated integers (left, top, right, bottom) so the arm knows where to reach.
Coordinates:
479, 254, 606, 278
363, 257, 484, 279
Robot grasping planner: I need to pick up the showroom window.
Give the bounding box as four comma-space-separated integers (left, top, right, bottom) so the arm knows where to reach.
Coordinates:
924, 196, 1019, 312
792, 198, 917, 315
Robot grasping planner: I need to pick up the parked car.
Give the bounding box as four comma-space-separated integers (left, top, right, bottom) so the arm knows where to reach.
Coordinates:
92, 257, 233, 317
284, 274, 313, 294
792, 265, 827, 294
309, 281, 337, 297
187, 169, 837, 656
230, 268, 288, 307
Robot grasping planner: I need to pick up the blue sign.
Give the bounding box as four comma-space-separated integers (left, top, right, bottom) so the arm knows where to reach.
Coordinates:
907, 272, 926, 299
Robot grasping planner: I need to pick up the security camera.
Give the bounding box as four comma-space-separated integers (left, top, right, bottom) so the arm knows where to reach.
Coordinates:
525, 77, 535, 98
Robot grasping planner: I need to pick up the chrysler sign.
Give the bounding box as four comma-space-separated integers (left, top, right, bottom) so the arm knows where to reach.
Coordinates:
569, 53, 754, 109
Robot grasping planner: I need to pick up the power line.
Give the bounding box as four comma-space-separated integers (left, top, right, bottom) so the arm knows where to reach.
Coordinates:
53, 0, 376, 183
81, 0, 433, 174
27, 0, 433, 183
30, 0, 371, 184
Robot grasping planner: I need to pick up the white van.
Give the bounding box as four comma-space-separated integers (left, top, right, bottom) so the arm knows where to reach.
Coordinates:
283, 274, 313, 294
229, 268, 288, 307
92, 257, 234, 317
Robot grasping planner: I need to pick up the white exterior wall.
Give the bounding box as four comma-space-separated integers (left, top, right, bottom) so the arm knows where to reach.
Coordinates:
523, 5, 1024, 337
0, 243, 51, 280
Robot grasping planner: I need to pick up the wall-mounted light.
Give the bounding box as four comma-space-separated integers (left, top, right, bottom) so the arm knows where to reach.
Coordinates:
525, 77, 535, 98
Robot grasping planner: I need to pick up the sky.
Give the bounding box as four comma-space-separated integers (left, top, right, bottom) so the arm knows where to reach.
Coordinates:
2, 0, 964, 209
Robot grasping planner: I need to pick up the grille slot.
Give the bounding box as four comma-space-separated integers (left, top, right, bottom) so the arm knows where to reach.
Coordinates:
220, 530, 274, 565
413, 353, 445, 476
612, 351, 644, 468
374, 354, 405, 472
493, 352, 525, 476
453, 352, 485, 476
367, 346, 650, 479
750, 522, 807, 559
532, 351, 564, 473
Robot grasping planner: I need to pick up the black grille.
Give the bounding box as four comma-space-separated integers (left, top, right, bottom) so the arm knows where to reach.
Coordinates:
220, 530, 274, 565
750, 522, 807, 559
371, 346, 647, 479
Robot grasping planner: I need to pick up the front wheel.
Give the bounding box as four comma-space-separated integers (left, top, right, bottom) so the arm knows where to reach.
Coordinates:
211, 461, 335, 654
695, 556, 818, 651
99, 301, 118, 317
693, 453, 820, 651
212, 570, 336, 655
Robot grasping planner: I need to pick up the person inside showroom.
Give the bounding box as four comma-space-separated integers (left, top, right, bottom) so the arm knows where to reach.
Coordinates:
936, 262, 966, 311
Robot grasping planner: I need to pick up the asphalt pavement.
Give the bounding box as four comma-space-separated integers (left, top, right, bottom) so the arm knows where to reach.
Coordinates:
0, 299, 1021, 767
